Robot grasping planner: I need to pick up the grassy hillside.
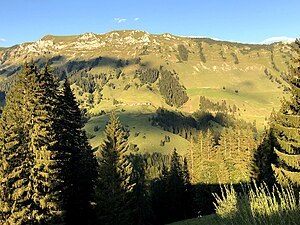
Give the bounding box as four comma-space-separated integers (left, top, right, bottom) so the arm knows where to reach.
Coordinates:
84, 111, 191, 156
0, 30, 296, 154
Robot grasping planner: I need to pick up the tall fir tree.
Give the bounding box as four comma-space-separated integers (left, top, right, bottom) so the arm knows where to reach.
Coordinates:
192, 130, 216, 184
57, 79, 97, 225
251, 129, 276, 186
181, 157, 193, 219
28, 64, 65, 224
128, 153, 153, 225
230, 127, 256, 182
150, 163, 169, 225
166, 148, 185, 223
271, 39, 300, 186
95, 111, 134, 225
0, 62, 65, 224
0, 62, 37, 224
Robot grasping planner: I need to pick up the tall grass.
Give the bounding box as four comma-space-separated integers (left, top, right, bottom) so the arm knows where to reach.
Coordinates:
213, 182, 300, 225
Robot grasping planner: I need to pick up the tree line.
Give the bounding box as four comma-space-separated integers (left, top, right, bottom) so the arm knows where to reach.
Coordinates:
152, 102, 257, 142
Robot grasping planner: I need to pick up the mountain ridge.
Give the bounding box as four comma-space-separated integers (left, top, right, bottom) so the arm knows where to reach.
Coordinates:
1, 30, 292, 69
1, 30, 294, 50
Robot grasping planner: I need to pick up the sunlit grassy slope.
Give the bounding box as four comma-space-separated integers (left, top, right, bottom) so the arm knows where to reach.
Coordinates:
84, 110, 191, 156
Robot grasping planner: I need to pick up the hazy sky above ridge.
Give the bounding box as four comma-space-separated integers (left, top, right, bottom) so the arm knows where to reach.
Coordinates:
0, 0, 299, 47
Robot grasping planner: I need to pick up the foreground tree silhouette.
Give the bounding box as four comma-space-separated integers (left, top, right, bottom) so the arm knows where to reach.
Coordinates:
95, 111, 134, 225
129, 153, 154, 225
271, 40, 300, 186
152, 148, 192, 224
58, 79, 97, 225
166, 149, 190, 223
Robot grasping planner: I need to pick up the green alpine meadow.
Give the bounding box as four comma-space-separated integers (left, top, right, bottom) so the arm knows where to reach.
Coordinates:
0, 1, 300, 224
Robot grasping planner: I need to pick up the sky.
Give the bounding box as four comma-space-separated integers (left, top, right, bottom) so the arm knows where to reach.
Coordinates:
0, 0, 299, 47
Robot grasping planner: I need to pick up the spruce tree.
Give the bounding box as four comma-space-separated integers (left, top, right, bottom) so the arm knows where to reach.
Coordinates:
182, 157, 193, 219
167, 148, 185, 223
150, 163, 169, 225
168, 152, 192, 222
129, 153, 153, 225
95, 111, 134, 225
0, 62, 65, 224
152, 149, 191, 224
271, 40, 300, 186
216, 150, 230, 184
230, 127, 256, 182
192, 130, 216, 183
251, 129, 276, 186
57, 79, 97, 225
0, 63, 37, 224
218, 127, 256, 183
28, 64, 65, 224
0, 63, 97, 225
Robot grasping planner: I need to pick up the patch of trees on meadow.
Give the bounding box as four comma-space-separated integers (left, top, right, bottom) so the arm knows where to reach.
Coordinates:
177, 44, 189, 62
158, 69, 189, 107
135, 67, 189, 107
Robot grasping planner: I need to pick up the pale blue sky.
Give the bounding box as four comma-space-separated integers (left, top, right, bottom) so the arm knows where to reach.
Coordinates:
0, 0, 299, 47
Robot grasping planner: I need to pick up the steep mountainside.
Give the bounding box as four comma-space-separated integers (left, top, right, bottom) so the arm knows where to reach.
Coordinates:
0, 30, 295, 131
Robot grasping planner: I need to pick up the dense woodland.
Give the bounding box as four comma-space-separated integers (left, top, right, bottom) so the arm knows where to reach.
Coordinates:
0, 39, 299, 225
